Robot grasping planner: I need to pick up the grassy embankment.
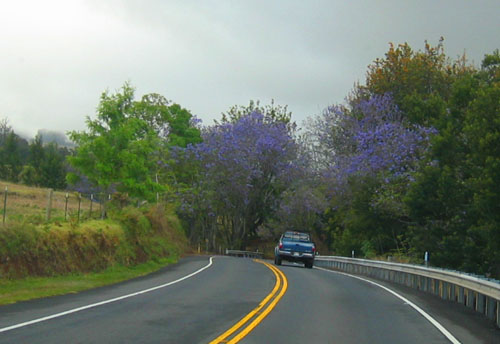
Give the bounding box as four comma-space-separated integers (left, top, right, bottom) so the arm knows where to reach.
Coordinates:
0, 181, 188, 305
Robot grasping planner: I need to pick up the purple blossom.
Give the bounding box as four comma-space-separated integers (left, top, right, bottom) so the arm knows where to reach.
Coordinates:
305, 94, 437, 196
170, 111, 300, 241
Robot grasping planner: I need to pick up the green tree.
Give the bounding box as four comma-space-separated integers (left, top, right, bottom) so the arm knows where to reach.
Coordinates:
361, 39, 472, 127
67, 83, 201, 201
0, 118, 12, 146
403, 50, 500, 276
19, 165, 37, 186
1, 132, 22, 181
28, 134, 45, 185
68, 84, 161, 200
462, 58, 500, 276
165, 103, 202, 148
39, 143, 67, 189
133, 93, 202, 148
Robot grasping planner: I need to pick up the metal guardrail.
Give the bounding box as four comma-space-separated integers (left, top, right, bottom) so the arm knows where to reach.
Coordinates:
315, 256, 500, 328
225, 250, 263, 259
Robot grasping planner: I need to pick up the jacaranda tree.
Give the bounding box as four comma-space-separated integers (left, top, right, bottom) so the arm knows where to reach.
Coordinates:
174, 111, 299, 249
305, 93, 436, 256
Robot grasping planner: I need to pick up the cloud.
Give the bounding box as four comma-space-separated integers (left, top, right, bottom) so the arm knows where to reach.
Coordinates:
0, 0, 498, 136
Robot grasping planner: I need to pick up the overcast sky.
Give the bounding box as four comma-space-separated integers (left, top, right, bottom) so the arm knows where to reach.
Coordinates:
1, 0, 499, 138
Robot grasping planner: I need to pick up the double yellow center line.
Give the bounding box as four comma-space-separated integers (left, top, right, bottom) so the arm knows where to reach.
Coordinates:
209, 260, 288, 344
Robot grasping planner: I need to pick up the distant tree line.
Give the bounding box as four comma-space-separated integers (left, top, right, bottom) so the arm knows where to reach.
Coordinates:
0, 119, 69, 189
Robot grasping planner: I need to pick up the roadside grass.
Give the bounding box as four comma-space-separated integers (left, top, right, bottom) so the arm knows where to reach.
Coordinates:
0, 256, 179, 306
0, 182, 189, 306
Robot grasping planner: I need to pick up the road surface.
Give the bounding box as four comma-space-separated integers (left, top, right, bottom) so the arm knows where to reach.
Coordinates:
0, 256, 498, 343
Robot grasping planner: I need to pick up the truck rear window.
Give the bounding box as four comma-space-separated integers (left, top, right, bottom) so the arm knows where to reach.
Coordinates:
283, 232, 310, 242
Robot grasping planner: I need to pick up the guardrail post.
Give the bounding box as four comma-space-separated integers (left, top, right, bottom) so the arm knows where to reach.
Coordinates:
497, 301, 499, 328
466, 290, 474, 308
458, 287, 464, 304
477, 294, 485, 314
486, 297, 495, 321
446, 282, 451, 299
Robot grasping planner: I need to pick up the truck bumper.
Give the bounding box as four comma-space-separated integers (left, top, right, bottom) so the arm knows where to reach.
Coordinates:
277, 250, 314, 262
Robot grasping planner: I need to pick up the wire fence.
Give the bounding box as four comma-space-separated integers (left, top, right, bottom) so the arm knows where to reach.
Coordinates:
0, 182, 117, 225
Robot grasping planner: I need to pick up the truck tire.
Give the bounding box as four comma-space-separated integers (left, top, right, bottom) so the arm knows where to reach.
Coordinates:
305, 260, 313, 269
275, 256, 282, 265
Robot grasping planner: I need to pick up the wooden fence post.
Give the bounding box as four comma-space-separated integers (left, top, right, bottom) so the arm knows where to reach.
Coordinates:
97, 193, 104, 219
101, 194, 111, 219
156, 173, 159, 203
2, 186, 7, 226
89, 194, 93, 218
77, 194, 82, 223
64, 193, 69, 220
46, 189, 53, 221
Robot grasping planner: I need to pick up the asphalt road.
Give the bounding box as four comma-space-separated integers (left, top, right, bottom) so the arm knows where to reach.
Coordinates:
0, 256, 498, 343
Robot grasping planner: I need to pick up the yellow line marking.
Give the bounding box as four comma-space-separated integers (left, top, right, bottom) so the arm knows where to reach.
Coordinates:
227, 263, 287, 344
209, 260, 281, 344
209, 260, 287, 344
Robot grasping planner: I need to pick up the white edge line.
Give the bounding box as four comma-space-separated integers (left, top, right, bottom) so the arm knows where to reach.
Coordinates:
0, 256, 214, 334
314, 266, 461, 344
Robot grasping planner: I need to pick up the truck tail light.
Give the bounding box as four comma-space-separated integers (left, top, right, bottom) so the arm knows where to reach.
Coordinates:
279, 243, 283, 249
312, 246, 316, 253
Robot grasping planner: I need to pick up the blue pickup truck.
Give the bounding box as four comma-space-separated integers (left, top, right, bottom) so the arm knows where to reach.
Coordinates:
274, 231, 316, 268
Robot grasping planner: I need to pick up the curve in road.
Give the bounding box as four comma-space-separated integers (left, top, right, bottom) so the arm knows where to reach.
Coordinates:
0, 256, 498, 343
